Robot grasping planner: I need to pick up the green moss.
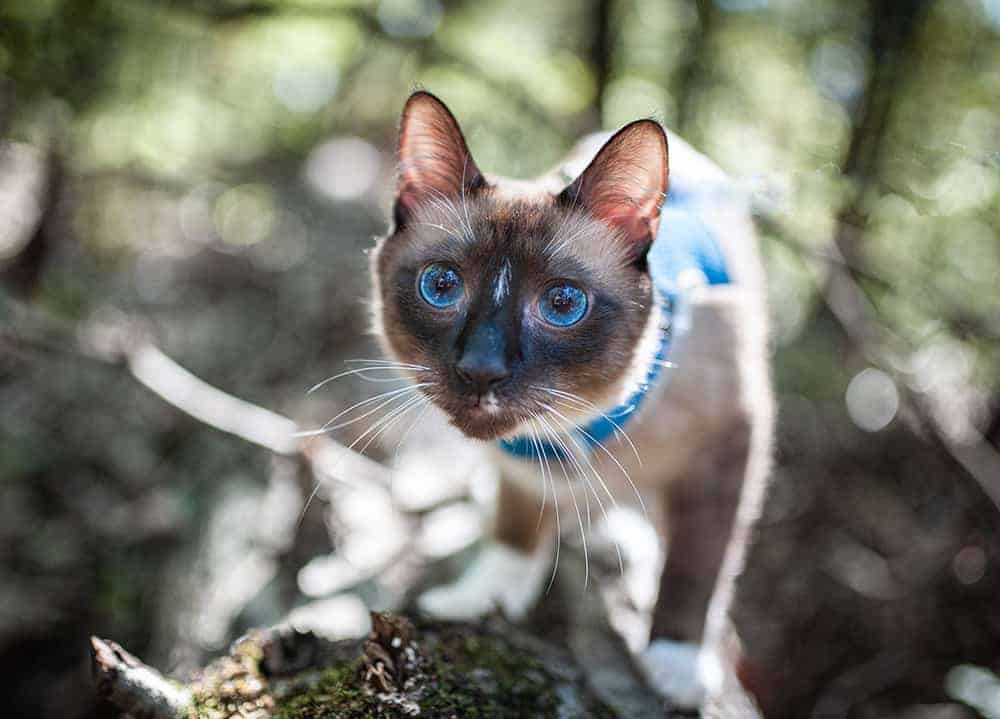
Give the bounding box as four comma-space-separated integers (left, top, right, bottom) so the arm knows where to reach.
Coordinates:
189, 618, 614, 719
420, 632, 559, 717
273, 662, 371, 719
273, 629, 563, 719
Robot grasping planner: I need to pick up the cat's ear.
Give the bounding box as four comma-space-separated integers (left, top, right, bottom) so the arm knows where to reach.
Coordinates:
395, 91, 485, 224
557, 120, 668, 261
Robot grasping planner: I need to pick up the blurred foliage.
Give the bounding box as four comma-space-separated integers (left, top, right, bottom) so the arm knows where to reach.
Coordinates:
1, 0, 999, 717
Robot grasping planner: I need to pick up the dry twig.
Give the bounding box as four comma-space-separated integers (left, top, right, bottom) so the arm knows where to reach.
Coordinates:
91, 637, 192, 719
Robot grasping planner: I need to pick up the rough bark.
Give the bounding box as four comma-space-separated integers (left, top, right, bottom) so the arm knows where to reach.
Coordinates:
92, 607, 670, 719
91, 637, 192, 719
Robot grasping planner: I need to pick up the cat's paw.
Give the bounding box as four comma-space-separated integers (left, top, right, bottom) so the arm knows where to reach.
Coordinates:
638, 639, 704, 711
417, 541, 551, 621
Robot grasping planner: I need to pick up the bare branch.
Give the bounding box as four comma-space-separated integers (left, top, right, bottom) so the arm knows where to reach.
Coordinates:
91, 637, 192, 719
3, 295, 396, 489
125, 343, 393, 489
129, 343, 299, 455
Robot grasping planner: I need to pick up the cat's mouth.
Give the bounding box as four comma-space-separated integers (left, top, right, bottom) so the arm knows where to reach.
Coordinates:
440, 392, 524, 441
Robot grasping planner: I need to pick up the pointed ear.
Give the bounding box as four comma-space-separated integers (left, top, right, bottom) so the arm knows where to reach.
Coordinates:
395, 91, 485, 224
557, 120, 668, 261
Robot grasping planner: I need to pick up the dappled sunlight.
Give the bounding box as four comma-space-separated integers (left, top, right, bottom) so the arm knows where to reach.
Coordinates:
2, 0, 999, 716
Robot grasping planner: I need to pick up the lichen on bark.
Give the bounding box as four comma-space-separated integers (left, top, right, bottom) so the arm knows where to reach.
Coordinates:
105, 612, 619, 719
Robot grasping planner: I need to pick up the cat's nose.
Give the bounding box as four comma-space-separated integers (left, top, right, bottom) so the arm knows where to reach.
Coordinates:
457, 320, 512, 393
455, 354, 511, 393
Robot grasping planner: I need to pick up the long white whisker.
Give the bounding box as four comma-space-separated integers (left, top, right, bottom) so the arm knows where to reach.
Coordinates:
344, 359, 430, 368
539, 408, 625, 515
297, 480, 324, 528
395, 393, 433, 454
534, 425, 550, 534
541, 403, 647, 515
534, 385, 642, 466
296, 383, 430, 437
301, 393, 421, 519
394, 395, 433, 462
528, 419, 561, 595
532, 419, 588, 592
552, 394, 642, 467
298, 388, 435, 524
355, 392, 426, 457
550, 423, 593, 536
537, 414, 624, 577
308, 367, 412, 394
538, 410, 631, 578
417, 188, 465, 224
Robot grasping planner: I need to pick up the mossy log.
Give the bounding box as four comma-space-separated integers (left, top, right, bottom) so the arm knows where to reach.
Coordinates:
91, 611, 671, 718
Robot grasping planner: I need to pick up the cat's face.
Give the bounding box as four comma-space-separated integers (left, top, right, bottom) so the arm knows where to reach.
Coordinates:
371, 92, 668, 441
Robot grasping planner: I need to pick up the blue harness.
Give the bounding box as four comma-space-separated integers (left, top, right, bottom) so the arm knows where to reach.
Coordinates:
498, 182, 732, 461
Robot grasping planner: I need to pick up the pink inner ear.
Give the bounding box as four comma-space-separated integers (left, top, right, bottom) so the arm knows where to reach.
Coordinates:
562, 120, 669, 255
397, 92, 482, 214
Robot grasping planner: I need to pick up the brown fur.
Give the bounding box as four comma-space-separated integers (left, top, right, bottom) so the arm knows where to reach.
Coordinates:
373, 189, 656, 441
372, 91, 774, 712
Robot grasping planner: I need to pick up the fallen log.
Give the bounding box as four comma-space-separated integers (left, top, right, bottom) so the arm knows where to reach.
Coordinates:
92, 611, 666, 718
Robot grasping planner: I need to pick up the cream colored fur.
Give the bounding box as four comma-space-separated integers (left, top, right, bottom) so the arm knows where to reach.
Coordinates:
388, 131, 773, 713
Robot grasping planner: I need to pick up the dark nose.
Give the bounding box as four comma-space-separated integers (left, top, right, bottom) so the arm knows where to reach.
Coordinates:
456, 355, 510, 392
456, 323, 511, 393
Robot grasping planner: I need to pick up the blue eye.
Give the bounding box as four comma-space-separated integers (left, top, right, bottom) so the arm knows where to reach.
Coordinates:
418, 263, 464, 308
539, 283, 588, 327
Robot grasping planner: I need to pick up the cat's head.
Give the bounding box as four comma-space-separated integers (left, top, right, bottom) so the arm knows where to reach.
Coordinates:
370, 91, 668, 441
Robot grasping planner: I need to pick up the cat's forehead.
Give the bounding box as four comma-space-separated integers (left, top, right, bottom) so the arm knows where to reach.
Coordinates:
482, 173, 566, 199
399, 193, 632, 282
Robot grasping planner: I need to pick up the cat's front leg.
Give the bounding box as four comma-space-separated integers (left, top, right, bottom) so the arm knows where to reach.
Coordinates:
418, 476, 554, 620
639, 420, 754, 713
638, 286, 767, 711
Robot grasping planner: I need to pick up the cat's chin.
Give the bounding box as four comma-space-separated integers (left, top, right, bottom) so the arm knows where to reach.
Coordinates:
447, 407, 522, 441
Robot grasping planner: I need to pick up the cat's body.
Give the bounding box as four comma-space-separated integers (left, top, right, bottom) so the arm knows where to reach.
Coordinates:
370, 92, 773, 712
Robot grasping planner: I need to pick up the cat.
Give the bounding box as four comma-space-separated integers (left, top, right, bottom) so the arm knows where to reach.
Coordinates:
369, 90, 774, 712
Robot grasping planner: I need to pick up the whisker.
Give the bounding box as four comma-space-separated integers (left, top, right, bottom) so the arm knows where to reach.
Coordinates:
297, 388, 431, 524
533, 385, 642, 466
531, 418, 588, 593
538, 407, 625, 513
355, 392, 426, 457
308, 359, 429, 394
534, 425, 550, 534
528, 419, 561, 596
541, 403, 647, 515
537, 414, 625, 578
394, 395, 433, 462
350, 390, 426, 448
308, 366, 411, 394
296, 383, 430, 437
297, 481, 324, 528
344, 359, 430, 369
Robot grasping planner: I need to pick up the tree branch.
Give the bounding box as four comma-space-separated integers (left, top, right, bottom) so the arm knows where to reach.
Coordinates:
2, 295, 395, 490
91, 637, 192, 719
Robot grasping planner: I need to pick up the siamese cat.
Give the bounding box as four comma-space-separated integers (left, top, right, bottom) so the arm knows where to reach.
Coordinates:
369, 91, 773, 711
